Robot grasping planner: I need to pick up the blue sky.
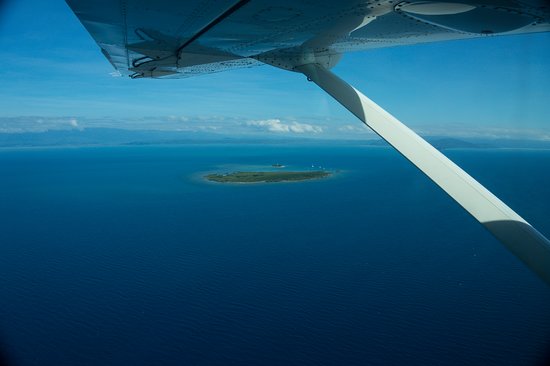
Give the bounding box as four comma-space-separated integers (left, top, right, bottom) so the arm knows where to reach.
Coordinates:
0, 0, 549, 139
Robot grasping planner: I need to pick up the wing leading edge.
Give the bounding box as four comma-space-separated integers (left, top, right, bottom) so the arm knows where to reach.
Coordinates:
66, 0, 550, 78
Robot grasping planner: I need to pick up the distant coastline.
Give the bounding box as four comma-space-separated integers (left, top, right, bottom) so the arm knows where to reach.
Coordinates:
2, 128, 550, 150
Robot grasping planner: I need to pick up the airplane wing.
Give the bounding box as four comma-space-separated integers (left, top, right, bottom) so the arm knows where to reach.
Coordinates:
66, 0, 550, 286
66, 0, 550, 78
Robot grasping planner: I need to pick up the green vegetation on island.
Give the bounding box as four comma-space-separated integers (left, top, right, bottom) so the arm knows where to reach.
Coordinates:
205, 171, 331, 183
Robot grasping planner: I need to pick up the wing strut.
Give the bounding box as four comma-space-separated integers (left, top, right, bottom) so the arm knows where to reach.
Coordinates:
296, 62, 550, 285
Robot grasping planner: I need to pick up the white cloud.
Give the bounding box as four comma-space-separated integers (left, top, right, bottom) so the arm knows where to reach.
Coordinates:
338, 124, 369, 132
246, 119, 323, 134
166, 115, 189, 122
1, 116, 549, 143
414, 124, 550, 140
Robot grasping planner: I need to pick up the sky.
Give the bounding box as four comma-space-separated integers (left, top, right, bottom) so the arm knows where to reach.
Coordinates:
0, 0, 549, 139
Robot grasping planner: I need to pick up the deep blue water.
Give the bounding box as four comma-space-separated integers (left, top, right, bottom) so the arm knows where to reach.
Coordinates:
0, 144, 549, 366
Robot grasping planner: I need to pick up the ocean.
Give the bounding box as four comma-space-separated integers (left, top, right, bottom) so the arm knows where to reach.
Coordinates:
0, 143, 548, 366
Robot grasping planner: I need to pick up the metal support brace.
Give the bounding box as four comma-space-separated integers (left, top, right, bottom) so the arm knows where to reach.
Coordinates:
296, 62, 550, 285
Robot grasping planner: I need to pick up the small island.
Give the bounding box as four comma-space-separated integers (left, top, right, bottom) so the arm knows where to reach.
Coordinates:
205, 171, 331, 183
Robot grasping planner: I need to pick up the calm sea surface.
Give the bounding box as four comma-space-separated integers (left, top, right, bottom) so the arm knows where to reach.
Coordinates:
0, 144, 549, 366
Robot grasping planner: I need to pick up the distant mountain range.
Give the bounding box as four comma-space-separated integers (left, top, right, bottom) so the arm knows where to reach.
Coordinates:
333, 136, 550, 150
1, 128, 549, 150
357, 137, 484, 149
0, 128, 229, 147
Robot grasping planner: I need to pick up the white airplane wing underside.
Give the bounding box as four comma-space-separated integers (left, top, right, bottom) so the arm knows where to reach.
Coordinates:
66, 0, 550, 78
